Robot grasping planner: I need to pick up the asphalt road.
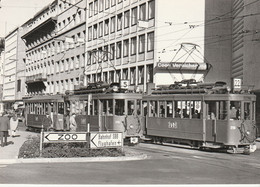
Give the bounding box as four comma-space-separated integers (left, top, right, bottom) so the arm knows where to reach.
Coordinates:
0, 142, 260, 184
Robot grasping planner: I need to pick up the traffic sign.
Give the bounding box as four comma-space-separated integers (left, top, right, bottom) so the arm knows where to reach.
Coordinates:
90, 132, 123, 149
43, 132, 88, 143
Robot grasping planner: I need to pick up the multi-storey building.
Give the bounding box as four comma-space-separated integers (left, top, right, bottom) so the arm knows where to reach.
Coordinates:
85, 0, 206, 92
205, 0, 260, 134
22, 0, 86, 96
2, 27, 26, 110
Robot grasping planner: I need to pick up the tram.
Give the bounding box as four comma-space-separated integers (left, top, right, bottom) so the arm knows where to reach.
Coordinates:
64, 81, 145, 144
142, 81, 257, 153
24, 95, 66, 131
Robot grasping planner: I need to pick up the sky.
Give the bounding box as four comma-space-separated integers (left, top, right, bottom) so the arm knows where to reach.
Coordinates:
0, 0, 54, 37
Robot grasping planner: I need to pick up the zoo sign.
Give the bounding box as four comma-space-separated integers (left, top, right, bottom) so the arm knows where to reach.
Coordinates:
43, 132, 88, 143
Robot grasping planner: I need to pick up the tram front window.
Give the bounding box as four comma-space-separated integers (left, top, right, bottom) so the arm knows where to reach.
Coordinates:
244, 102, 251, 120
115, 99, 125, 116
128, 100, 134, 115
230, 101, 241, 120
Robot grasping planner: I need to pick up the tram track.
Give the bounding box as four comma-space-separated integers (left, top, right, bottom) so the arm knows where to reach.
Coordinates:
132, 143, 260, 174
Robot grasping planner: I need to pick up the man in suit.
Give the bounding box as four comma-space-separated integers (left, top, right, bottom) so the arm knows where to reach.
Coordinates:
0, 112, 10, 147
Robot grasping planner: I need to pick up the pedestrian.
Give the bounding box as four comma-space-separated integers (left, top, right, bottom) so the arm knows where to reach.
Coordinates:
69, 113, 77, 132
42, 113, 53, 131
10, 114, 19, 137
64, 110, 70, 131
0, 112, 10, 147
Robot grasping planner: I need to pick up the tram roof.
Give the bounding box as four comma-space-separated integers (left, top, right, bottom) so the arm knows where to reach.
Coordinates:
23, 95, 64, 103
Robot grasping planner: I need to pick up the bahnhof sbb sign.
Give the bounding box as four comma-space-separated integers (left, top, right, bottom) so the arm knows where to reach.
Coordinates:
42, 131, 123, 149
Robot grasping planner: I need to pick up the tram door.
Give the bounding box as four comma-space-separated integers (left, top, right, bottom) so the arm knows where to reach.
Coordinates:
205, 101, 229, 143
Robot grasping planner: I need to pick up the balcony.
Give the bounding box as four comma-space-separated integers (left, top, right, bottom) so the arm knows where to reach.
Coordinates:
25, 73, 47, 84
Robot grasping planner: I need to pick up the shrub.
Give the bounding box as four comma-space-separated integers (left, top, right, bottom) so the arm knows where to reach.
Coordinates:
18, 135, 125, 158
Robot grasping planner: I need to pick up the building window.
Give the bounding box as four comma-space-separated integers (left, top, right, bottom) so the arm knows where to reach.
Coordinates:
99, 0, 104, 12
147, 32, 154, 51
111, 0, 116, 7
131, 37, 137, 55
92, 50, 97, 64
116, 41, 122, 59
139, 34, 145, 54
123, 68, 128, 79
105, 0, 110, 9
111, 16, 115, 33
123, 39, 129, 57
115, 70, 121, 82
105, 19, 109, 35
138, 66, 144, 84
124, 10, 130, 28
87, 51, 92, 65
104, 45, 108, 61
88, 26, 92, 41
117, 13, 122, 31
148, 0, 155, 19
17, 79, 21, 92
130, 67, 136, 85
109, 71, 114, 83
98, 48, 102, 63
89, 2, 93, 18
103, 72, 108, 82
110, 44, 115, 60
131, 7, 137, 26
99, 21, 103, 37
93, 24, 98, 39
94, 0, 98, 15
147, 64, 153, 83
139, 3, 146, 21
70, 57, 74, 69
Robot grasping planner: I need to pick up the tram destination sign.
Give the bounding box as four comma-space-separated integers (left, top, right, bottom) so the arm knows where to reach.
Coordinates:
43, 132, 88, 143
90, 131, 123, 149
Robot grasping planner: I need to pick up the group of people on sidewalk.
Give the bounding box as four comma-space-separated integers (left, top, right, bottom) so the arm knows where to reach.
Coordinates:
0, 110, 78, 147
0, 111, 19, 147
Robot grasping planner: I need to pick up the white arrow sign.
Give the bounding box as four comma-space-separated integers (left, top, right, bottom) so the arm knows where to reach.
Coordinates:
90, 132, 123, 149
43, 132, 87, 143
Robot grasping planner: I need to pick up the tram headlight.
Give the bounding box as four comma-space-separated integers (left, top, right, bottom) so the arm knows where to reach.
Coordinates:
129, 124, 134, 129
246, 131, 251, 135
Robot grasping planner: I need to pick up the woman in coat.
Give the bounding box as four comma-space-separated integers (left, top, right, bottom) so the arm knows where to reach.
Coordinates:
10, 114, 19, 137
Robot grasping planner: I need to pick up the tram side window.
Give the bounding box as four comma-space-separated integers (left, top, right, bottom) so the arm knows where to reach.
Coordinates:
94, 100, 98, 115
218, 101, 227, 120
230, 101, 241, 120
136, 100, 141, 115
182, 101, 190, 118
191, 101, 201, 119
108, 99, 113, 115
150, 101, 158, 117
244, 102, 251, 120
101, 100, 107, 115
174, 101, 181, 118
159, 101, 165, 117
128, 100, 135, 115
166, 101, 173, 118
115, 99, 125, 116
58, 102, 64, 114
142, 101, 148, 116
207, 101, 216, 120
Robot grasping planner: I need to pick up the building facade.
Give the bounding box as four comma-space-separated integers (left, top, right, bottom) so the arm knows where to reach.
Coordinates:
2, 27, 26, 110
22, 0, 86, 96
85, 0, 206, 92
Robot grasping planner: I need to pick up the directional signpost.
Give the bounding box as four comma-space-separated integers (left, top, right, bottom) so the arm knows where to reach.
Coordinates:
90, 131, 123, 149
43, 132, 88, 143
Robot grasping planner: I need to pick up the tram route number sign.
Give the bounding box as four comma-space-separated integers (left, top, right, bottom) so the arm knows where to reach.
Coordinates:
43, 132, 88, 143
90, 132, 123, 149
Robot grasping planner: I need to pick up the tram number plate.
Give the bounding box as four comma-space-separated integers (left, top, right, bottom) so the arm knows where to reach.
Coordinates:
43, 132, 87, 143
